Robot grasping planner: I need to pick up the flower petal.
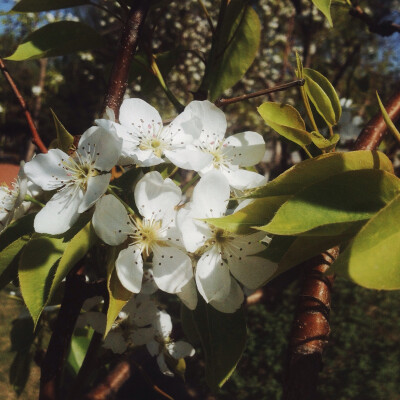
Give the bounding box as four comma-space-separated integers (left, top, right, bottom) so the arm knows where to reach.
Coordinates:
228, 255, 277, 289
223, 131, 265, 166
92, 194, 130, 245
78, 173, 111, 213
131, 148, 164, 167
115, 246, 143, 293
167, 341, 195, 359
119, 98, 162, 131
152, 245, 193, 293
146, 339, 160, 356
103, 330, 127, 354
157, 353, 174, 376
78, 126, 122, 171
228, 231, 268, 257
131, 326, 155, 346
191, 170, 230, 218
195, 247, 231, 303
210, 276, 244, 313
126, 294, 158, 327
24, 149, 71, 191
224, 169, 267, 190
141, 266, 158, 295
153, 310, 172, 339
177, 278, 198, 310
134, 171, 181, 220
34, 185, 82, 234
164, 147, 212, 171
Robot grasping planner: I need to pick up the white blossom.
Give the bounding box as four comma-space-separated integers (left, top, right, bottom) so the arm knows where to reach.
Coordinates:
167, 101, 267, 190
0, 167, 27, 233
96, 99, 210, 168
178, 171, 277, 313
24, 126, 122, 234
92, 171, 193, 294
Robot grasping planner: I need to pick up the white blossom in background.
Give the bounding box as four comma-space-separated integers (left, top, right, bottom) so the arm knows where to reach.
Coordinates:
24, 126, 122, 234
168, 101, 267, 190
0, 167, 27, 233
131, 309, 195, 377
92, 171, 193, 294
178, 171, 277, 313
96, 99, 210, 169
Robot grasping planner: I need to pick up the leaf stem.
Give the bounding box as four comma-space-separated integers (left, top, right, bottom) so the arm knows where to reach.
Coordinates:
24, 195, 44, 208
303, 146, 313, 158
181, 174, 200, 193
107, 186, 135, 215
197, 0, 215, 34
299, 84, 320, 134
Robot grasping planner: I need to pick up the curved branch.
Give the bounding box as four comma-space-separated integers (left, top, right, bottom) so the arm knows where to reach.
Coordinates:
0, 58, 48, 154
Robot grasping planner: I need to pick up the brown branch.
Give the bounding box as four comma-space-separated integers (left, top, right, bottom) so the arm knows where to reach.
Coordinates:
349, 5, 400, 37
0, 58, 48, 154
102, 0, 150, 119
39, 273, 107, 400
353, 87, 400, 150
283, 86, 400, 399
214, 79, 305, 107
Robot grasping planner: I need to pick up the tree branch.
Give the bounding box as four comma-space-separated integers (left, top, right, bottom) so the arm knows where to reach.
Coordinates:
349, 5, 400, 37
283, 86, 400, 399
102, 0, 150, 119
0, 58, 48, 154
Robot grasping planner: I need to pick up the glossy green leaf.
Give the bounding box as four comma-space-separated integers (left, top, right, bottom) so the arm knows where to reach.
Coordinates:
6, 0, 88, 13
181, 298, 246, 391
67, 335, 92, 376
311, 131, 340, 150
0, 236, 30, 290
209, 6, 261, 101
105, 247, 132, 337
50, 109, 74, 153
258, 102, 312, 148
19, 235, 67, 326
260, 169, 400, 236
249, 150, 394, 198
333, 194, 400, 290
0, 213, 36, 252
258, 235, 296, 263
6, 21, 102, 61
205, 196, 290, 234
311, 0, 333, 27
304, 68, 341, 126
377, 92, 400, 144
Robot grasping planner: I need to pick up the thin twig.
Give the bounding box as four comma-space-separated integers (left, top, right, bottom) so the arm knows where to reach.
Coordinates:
349, 5, 400, 37
88, 0, 124, 22
0, 58, 48, 153
102, 0, 150, 119
214, 79, 305, 107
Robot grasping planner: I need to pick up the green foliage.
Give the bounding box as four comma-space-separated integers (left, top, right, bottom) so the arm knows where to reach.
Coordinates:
181, 298, 247, 391
310, 131, 340, 151
261, 169, 400, 235
67, 334, 92, 376
208, 5, 261, 101
105, 247, 132, 337
7, 0, 88, 13
6, 21, 102, 61
257, 102, 312, 149
311, 0, 333, 27
333, 194, 400, 290
0, 213, 36, 253
304, 68, 342, 126
50, 109, 74, 153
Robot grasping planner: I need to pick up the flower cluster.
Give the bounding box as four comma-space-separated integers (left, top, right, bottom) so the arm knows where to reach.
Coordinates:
12, 98, 276, 375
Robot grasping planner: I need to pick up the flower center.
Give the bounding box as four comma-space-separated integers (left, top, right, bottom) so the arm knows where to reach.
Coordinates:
203, 141, 232, 169
65, 159, 98, 190
130, 217, 163, 257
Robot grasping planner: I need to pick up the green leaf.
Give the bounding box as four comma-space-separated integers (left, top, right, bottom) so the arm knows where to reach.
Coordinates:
249, 150, 394, 198
333, 194, 400, 290
304, 68, 341, 126
11, 318, 35, 352
19, 221, 95, 326
19, 235, 67, 326
258, 235, 296, 263
9, 351, 32, 397
209, 5, 261, 101
50, 109, 74, 152
5, 21, 102, 61
0, 236, 31, 290
0, 212, 36, 252
311, 131, 340, 150
261, 169, 400, 236
377, 92, 400, 144
8, 0, 88, 12
205, 196, 290, 234
257, 102, 312, 148
105, 247, 132, 337
311, 0, 333, 27
67, 335, 92, 376
181, 298, 246, 391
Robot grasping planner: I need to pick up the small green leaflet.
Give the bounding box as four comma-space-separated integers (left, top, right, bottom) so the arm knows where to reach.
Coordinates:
311, 0, 333, 27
